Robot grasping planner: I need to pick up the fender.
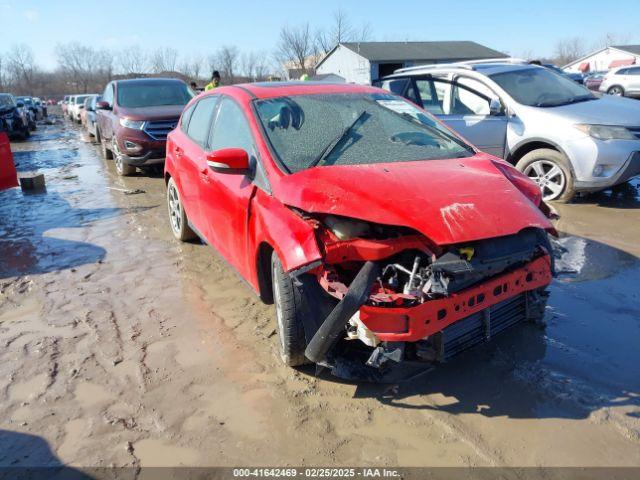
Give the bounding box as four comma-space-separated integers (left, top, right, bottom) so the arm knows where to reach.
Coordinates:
249, 191, 322, 275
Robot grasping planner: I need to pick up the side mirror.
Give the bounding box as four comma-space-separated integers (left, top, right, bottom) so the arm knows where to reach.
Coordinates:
489, 98, 502, 116
206, 148, 250, 174
96, 101, 111, 110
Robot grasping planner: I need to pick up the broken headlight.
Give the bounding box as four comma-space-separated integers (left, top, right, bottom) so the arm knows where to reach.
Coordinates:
322, 215, 372, 240
492, 160, 542, 206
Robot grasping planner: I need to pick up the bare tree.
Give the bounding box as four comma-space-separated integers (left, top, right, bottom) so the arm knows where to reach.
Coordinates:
315, 10, 373, 57
0, 54, 6, 91
276, 23, 314, 77
7, 44, 37, 93
217, 46, 240, 82
94, 49, 114, 86
330, 9, 354, 45
117, 46, 147, 75
179, 53, 205, 81
149, 47, 179, 73
592, 32, 634, 50
55, 42, 98, 93
553, 37, 586, 66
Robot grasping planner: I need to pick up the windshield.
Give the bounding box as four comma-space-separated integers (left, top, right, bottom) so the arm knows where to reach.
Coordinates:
255, 93, 473, 173
0, 95, 15, 108
490, 67, 594, 107
117, 82, 193, 108
18, 97, 33, 105
75, 95, 90, 104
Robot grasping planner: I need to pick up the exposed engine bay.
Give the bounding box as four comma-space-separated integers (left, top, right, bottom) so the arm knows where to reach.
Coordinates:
292, 211, 554, 380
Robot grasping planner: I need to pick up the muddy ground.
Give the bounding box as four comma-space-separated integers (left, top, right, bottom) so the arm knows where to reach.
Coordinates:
1, 113, 639, 470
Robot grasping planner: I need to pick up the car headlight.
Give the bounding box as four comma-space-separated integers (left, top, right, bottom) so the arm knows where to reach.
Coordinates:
575, 124, 636, 140
119, 118, 145, 130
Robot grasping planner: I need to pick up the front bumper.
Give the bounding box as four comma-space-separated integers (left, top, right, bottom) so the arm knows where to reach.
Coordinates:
358, 254, 552, 342
565, 135, 640, 190
118, 149, 165, 166
115, 131, 167, 166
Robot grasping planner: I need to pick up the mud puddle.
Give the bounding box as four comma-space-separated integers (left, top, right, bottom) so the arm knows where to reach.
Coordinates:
0, 116, 638, 468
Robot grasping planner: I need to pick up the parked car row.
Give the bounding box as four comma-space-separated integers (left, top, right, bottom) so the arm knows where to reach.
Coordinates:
0, 93, 39, 140
62, 68, 639, 374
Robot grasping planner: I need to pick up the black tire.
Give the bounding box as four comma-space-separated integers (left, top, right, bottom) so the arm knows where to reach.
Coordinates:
101, 135, 113, 159
515, 149, 575, 203
607, 85, 625, 96
271, 252, 308, 367
166, 177, 196, 241
94, 127, 101, 144
114, 153, 136, 176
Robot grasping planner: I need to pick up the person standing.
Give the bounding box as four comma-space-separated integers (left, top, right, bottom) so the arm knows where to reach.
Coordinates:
205, 71, 221, 91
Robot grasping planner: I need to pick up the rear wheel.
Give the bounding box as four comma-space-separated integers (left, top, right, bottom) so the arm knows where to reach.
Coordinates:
271, 252, 308, 367
166, 177, 196, 241
516, 149, 575, 203
607, 86, 624, 96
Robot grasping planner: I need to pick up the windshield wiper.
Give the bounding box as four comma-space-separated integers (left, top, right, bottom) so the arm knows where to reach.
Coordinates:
535, 95, 596, 108
308, 110, 368, 168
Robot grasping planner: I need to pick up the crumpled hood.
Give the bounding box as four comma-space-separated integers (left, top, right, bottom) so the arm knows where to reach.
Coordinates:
539, 95, 640, 126
274, 154, 552, 246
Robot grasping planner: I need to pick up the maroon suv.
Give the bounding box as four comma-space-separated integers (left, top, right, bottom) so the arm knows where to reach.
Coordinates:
96, 78, 193, 175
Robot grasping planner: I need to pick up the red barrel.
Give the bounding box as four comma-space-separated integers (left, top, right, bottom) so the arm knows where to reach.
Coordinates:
0, 132, 18, 190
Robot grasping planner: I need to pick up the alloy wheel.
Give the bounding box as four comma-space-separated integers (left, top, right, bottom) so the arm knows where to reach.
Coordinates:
167, 183, 182, 235
523, 159, 566, 201
608, 86, 623, 96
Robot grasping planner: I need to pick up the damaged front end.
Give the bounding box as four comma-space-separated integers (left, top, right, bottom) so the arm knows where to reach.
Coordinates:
292, 211, 554, 379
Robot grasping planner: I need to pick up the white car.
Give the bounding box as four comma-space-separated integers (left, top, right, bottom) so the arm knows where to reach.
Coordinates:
68, 95, 93, 123
599, 65, 640, 98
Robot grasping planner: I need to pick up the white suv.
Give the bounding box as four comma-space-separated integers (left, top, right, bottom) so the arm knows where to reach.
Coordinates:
599, 65, 640, 98
380, 61, 640, 202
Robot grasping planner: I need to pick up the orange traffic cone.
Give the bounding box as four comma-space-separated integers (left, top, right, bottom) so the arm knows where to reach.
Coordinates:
0, 132, 18, 191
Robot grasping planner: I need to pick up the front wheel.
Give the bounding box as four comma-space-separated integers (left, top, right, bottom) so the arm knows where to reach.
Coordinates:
166, 177, 196, 241
271, 253, 308, 367
101, 135, 113, 160
516, 149, 575, 203
114, 154, 136, 176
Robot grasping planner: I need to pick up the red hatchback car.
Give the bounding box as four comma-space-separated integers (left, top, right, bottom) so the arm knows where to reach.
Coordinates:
164, 82, 556, 374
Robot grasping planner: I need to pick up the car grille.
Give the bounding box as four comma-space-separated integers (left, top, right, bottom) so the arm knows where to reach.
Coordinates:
441, 292, 527, 361
627, 126, 640, 140
143, 118, 179, 141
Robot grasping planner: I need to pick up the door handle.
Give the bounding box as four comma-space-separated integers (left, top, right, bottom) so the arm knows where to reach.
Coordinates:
174, 146, 183, 157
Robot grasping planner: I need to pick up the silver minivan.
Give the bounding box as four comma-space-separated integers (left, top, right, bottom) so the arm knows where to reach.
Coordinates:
380, 62, 640, 202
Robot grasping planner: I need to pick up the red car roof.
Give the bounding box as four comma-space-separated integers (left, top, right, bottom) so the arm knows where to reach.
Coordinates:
233, 81, 383, 99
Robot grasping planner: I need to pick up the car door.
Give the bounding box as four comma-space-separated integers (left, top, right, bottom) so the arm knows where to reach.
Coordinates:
627, 66, 640, 92
98, 83, 116, 141
178, 95, 219, 237
418, 76, 508, 158
199, 96, 257, 275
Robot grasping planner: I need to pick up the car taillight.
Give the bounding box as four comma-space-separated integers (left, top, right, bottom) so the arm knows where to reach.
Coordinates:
492, 160, 542, 206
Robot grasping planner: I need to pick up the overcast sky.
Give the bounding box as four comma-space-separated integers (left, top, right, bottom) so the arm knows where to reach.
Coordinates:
1, 0, 638, 69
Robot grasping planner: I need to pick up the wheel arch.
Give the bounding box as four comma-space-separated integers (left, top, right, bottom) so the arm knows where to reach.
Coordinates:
508, 138, 576, 175
256, 241, 275, 304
